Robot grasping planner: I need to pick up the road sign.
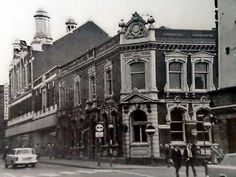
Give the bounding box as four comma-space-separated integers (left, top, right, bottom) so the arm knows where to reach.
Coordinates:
95, 131, 104, 138
96, 124, 104, 132
145, 125, 156, 136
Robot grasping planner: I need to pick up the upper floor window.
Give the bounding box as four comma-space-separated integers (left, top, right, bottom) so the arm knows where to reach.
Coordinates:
194, 63, 208, 90
169, 62, 182, 89
88, 66, 96, 100
105, 70, 112, 95
191, 52, 215, 91
130, 62, 145, 89
165, 50, 188, 92
89, 76, 96, 99
74, 77, 81, 106
104, 61, 113, 97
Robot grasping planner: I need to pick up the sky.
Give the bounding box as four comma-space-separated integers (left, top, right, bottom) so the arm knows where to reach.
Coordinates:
0, 0, 215, 84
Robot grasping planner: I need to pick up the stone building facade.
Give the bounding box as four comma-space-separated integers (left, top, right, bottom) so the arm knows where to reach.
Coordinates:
6, 10, 218, 160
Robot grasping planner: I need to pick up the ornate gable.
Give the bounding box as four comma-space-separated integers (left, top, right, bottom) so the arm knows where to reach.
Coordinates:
121, 90, 155, 104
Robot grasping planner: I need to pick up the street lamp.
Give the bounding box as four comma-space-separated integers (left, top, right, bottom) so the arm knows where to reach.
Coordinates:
108, 124, 114, 167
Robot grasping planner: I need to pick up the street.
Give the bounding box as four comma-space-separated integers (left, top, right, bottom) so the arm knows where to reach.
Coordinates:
0, 160, 206, 177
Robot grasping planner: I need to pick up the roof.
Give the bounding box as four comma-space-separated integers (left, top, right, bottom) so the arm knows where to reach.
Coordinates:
32, 21, 110, 80
155, 28, 216, 44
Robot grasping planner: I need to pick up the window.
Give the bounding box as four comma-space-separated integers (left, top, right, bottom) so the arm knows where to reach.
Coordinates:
105, 70, 112, 96
195, 63, 208, 89
170, 108, 185, 141
196, 110, 210, 141
169, 62, 182, 89
130, 62, 145, 89
131, 110, 147, 143
89, 76, 96, 99
74, 79, 81, 106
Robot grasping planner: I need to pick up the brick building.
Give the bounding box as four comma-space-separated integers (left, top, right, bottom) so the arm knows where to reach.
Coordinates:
6, 10, 218, 160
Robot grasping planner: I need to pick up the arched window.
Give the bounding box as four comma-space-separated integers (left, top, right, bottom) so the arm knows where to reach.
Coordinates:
130, 62, 145, 89
194, 63, 208, 89
105, 69, 112, 96
74, 78, 81, 106
89, 76, 96, 99
169, 62, 183, 89
170, 108, 185, 141
131, 110, 147, 143
196, 109, 210, 141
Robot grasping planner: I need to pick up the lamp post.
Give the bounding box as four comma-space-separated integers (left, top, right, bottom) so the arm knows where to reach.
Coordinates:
108, 124, 114, 167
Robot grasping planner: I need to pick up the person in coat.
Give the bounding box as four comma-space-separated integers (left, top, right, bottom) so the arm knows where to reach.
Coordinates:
171, 146, 182, 177
183, 143, 197, 177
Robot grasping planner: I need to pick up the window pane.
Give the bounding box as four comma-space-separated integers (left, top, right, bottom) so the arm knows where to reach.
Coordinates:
130, 63, 145, 72
133, 125, 141, 142
171, 122, 183, 131
171, 132, 183, 141
141, 125, 147, 142
169, 63, 182, 71
171, 109, 183, 121
169, 73, 181, 89
131, 73, 145, 89
195, 63, 208, 72
195, 73, 207, 89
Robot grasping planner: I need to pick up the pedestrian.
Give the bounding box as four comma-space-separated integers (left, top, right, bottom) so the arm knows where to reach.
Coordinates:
183, 143, 197, 177
3, 145, 9, 161
48, 143, 52, 159
171, 146, 182, 177
164, 144, 172, 167
35, 143, 41, 160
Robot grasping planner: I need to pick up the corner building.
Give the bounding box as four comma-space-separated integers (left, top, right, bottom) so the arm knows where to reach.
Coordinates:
6, 11, 217, 160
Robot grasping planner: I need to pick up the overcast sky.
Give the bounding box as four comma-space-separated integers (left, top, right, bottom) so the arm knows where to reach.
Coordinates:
0, 0, 215, 84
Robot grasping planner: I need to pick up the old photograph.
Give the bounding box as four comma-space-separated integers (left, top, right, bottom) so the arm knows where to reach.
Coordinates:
0, 0, 235, 177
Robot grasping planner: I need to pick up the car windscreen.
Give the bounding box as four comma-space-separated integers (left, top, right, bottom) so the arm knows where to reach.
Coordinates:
16, 149, 34, 155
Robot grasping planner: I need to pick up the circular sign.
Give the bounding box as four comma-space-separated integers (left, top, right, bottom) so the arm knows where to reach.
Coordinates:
96, 124, 104, 132
145, 125, 156, 136
191, 129, 197, 136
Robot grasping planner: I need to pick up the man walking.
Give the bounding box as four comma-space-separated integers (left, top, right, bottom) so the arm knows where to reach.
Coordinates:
184, 143, 197, 177
171, 146, 182, 177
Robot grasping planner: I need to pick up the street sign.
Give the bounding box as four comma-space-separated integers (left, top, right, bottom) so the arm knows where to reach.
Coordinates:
145, 125, 156, 136
96, 124, 104, 132
95, 131, 104, 138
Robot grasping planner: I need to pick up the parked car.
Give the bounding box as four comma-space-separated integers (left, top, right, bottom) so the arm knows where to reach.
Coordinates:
5, 148, 38, 168
208, 153, 236, 177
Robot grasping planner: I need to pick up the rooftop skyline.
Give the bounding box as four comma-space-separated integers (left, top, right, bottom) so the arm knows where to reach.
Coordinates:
0, 0, 215, 84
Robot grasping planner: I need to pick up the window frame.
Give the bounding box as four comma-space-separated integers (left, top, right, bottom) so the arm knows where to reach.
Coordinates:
104, 61, 113, 98
170, 108, 185, 142
190, 52, 215, 92
165, 51, 188, 92
130, 61, 146, 90
74, 76, 81, 106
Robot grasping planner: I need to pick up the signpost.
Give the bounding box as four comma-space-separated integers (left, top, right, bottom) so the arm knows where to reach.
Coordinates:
95, 123, 104, 167
145, 124, 156, 163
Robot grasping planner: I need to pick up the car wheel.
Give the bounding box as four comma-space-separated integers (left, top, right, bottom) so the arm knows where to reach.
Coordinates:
11, 161, 16, 168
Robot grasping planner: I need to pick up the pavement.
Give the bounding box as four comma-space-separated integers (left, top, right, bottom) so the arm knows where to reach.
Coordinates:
39, 157, 166, 169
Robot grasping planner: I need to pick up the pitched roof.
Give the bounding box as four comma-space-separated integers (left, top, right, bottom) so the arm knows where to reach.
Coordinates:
32, 21, 110, 80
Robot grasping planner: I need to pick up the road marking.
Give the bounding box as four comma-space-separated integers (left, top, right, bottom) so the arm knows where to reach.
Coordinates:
93, 169, 114, 172
76, 170, 96, 174
115, 170, 154, 177
59, 171, 77, 175
38, 174, 60, 177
